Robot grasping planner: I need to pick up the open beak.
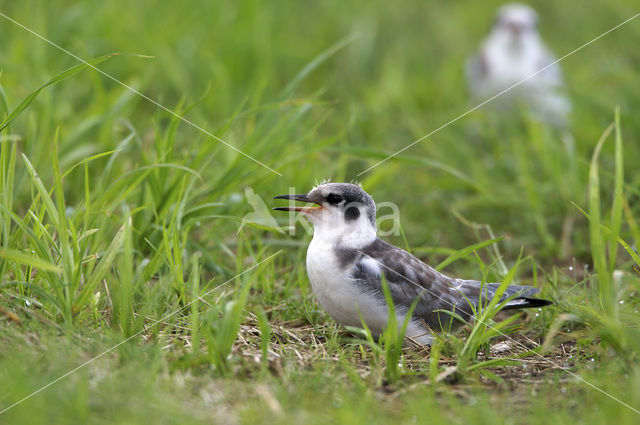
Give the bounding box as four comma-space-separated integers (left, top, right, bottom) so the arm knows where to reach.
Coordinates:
273, 194, 322, 212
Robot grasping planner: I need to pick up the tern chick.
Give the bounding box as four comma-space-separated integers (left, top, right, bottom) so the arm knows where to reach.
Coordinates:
274, 182, 551, 346
466, 3, 570, 126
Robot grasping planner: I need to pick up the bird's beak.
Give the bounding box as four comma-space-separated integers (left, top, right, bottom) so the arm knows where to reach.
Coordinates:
272, 194, 322, 212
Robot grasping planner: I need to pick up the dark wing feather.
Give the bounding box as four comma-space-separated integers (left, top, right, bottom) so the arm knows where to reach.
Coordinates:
350, 239, 550, 331
352, 239, 476, 331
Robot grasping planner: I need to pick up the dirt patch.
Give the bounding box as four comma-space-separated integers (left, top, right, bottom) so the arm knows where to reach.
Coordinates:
228, 313, 586, 394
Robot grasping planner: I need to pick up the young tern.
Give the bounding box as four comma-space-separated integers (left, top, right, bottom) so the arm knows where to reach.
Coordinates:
274, 182, 551, 345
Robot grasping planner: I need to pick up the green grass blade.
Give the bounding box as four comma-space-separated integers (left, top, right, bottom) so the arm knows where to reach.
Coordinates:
0, 54, 116, 132
573, 202, 640, 268
589, 123, 614, 314
435, 237, 504, 271
189, 252, 201, 353
282, 35, 356, 97
0, 78, 10, 119
76, 223, 126, 309
117, 213, 134, 336
467, 358, 520, 371
21, 154, 60, 227
0, 248, 61, 272
609, 107, 623, 274
61, 150, 120, 179
52, 129, 75, 318
0, 281, 64, 315
623, 199, 640, 252
460, 251, 523, 360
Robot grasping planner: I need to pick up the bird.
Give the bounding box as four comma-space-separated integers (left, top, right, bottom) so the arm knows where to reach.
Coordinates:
466, 3, 570, 126
274, 182, 551, 346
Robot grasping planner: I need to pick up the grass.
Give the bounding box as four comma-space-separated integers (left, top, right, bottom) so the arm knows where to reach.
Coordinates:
1, 0, 640, 423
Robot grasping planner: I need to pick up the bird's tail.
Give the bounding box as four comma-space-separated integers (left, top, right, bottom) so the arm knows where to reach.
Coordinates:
475, 282, 552, 310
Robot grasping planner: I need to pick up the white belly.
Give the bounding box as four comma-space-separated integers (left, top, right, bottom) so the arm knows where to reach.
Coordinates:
305, 238, 432, 345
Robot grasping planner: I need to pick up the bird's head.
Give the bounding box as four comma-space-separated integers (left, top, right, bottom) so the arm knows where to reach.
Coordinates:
493, 3, 539, 39
274, 183, 377, 245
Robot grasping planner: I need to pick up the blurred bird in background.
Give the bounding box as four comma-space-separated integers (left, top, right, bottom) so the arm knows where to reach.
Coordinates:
466, 3, 571, 127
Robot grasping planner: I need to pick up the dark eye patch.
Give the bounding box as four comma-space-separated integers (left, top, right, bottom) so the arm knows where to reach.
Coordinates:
345, 206, 360, 221
327, 193, 343, 205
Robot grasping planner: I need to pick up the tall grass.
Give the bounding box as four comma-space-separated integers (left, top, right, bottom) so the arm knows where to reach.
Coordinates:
570, 109, 640, 364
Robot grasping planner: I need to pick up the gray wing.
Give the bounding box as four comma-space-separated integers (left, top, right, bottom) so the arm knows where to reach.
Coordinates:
351, 239, 546, 331
352, 239, 477, 331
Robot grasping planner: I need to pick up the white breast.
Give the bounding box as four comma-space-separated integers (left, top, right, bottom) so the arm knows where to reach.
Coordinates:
306, 237, 384, 329
305, 236, 432, 345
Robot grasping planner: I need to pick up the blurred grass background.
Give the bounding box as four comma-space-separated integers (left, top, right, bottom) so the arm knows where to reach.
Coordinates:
1, 0, 639, 259
1, 0, 640, 423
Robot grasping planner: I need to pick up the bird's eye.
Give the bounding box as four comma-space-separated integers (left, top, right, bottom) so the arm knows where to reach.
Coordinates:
326, 193, 343, 205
